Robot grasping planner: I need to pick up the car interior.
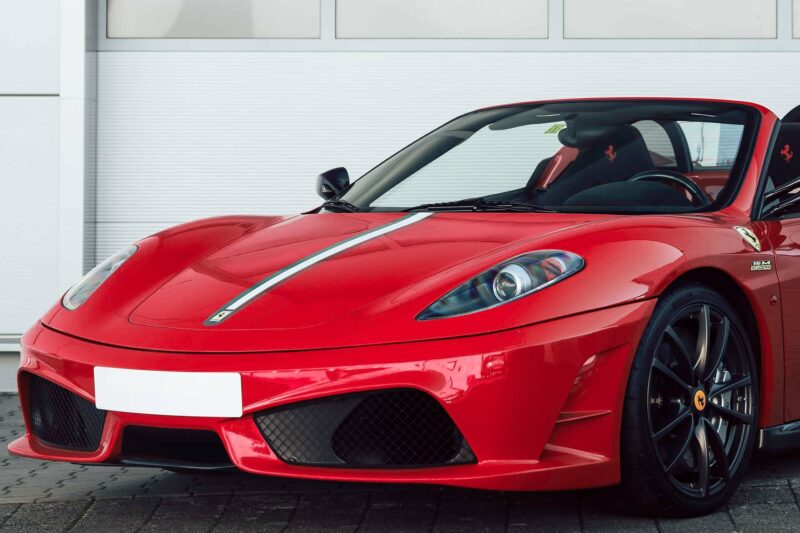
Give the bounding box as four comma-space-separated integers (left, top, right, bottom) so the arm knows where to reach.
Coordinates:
498, 108, 749, 212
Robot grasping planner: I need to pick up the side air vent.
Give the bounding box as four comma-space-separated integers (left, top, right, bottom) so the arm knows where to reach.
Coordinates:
27, 373, 106, 452
254, 389, 476, 468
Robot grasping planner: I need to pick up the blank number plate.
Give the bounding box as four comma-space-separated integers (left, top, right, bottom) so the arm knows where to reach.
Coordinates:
94, 367, 242, 418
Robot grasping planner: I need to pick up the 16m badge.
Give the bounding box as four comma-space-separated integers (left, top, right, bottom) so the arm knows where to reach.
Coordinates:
751, 260, 773, 271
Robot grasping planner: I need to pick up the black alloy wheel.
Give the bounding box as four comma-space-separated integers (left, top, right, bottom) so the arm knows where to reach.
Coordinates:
621, 283, 757, 517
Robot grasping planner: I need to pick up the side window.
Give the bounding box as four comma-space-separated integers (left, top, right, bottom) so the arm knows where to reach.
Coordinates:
679, 121, 744, 170
633, 120, 676, 168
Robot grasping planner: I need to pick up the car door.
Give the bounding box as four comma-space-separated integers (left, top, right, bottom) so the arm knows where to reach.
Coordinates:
759, 117, 800, 421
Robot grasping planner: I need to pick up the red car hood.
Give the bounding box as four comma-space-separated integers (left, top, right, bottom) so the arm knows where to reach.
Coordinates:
45, 212, 625, 352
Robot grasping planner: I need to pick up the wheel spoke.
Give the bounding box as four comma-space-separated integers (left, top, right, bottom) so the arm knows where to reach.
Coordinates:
694, 305, 711, 380
702, 316, 730, 383
664, 326, 695, 376
693, 420, 710, 496
653, 407, 693, 442
651, 301, 753, 498
664, 417, 695, 474
709, 402, 753, 425
709, 375, 752, 400
704, 418, 731, 482
653, 359, 693, 392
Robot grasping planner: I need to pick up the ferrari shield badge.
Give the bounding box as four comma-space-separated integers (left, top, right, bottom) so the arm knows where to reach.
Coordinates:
734, 226, 761, 253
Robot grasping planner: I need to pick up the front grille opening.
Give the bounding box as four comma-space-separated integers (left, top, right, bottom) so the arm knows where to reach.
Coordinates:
255, 389, 476, 468
331, 391, 468, 466
27, 373, 106, 452
121, 426, 232, 466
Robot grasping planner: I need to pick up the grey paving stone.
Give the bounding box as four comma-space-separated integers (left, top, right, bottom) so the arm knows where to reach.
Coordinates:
151, 494, 229, 520
71, 497, 160, 532
729, 502, 800, 532
284, 491, 369, 532
0, 503, 20, 528
580, 491, 658, 533
1, 484, 61, 503
359, 490, 439, 533
432, 491, 508, 533
139, 472, 198, 497
507, 492, 581, 533
90, 472, 159, 500
1, 500, 89, 532
658, 510, 736, 533
190, 472, 248, 495
728, 482, 796, 506
213, 493, 297, 532
138, 495, 229, 532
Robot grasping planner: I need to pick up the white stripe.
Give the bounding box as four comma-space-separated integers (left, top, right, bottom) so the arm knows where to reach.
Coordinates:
226, 212, 432, 311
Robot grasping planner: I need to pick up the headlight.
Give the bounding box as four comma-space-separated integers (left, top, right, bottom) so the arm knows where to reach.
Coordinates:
62, 245, 137, 310
417, 250, 584, 320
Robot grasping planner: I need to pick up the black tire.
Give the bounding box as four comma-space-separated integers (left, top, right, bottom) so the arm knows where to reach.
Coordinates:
621, 282, 758, 517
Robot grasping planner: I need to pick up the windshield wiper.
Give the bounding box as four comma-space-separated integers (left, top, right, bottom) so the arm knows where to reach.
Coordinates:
406, 198, 555, 213
320, 199, 361, 213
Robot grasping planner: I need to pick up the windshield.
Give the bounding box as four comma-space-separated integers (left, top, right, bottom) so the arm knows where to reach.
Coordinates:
339, 100, 758, 214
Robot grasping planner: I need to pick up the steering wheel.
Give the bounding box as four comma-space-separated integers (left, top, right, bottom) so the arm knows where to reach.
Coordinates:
628, 170, 712, 207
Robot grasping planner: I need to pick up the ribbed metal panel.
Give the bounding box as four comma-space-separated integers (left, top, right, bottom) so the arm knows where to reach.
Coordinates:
96, 52, 800, 263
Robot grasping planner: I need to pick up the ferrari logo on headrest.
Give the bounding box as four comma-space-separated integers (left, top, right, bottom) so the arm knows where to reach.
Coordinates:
781, 144, 794, 163
605, 145, 616, 163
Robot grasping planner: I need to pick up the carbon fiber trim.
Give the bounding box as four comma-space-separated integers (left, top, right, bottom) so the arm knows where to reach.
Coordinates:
27, 374, 106, 452
254, 389, 476, 468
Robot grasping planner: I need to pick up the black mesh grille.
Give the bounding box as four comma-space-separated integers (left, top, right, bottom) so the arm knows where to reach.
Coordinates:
254, 389, 476, 468
27, 374, 106, 452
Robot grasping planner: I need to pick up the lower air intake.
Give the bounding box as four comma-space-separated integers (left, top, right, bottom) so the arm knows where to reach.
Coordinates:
27, 373, 106, 452
120, 426, 232, 468
254, 389, 476, 468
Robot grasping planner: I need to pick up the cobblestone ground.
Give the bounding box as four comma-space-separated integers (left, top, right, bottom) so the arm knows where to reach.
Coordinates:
3, 393, 800, 532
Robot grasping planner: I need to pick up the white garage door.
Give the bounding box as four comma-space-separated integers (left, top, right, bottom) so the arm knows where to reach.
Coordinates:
94, 0, 799, 262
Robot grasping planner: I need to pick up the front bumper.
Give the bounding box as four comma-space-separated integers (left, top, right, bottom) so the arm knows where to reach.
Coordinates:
9, 300, 654, 491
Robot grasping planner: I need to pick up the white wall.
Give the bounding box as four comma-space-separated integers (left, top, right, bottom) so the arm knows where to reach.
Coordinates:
0, 1, 62, 348
95, 51, 800, 259
0, 1, 60, 94
564, 0, 777, 39
0, 1, 92, 392
0, 99, 60, 333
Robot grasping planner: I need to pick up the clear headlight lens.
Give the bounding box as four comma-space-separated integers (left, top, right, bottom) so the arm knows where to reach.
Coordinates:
62, 245, 137, 310
417, 250, 584, 320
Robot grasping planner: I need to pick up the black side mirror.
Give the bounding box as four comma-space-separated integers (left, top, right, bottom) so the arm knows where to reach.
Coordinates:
317, 167, 349, 200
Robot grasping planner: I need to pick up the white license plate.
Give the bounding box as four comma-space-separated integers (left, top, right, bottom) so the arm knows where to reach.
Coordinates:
94, 367, 242, 418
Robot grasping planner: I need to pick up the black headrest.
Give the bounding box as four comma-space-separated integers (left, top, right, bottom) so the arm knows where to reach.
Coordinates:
769, 123, 800, 186
558, 124, 645, 152
784, 105, 800, 124
558, 124, 610, 149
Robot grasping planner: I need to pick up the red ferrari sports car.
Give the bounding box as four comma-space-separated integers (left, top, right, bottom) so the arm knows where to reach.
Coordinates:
10, 98, 800, 516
